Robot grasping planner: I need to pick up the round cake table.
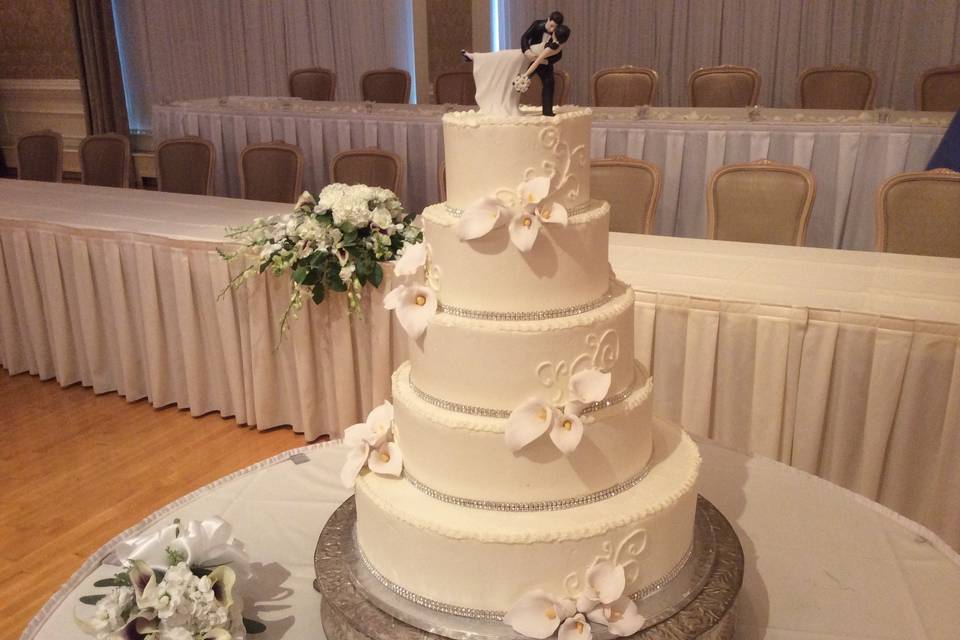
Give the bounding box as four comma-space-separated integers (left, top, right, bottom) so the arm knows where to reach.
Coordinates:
21, 433, 960, 640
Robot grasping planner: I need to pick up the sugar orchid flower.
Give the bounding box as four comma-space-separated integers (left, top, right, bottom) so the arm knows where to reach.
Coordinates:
558, 614, 593, 640
383, 283, 437, 340
340, 401, 403, 487
503, 590, 577, 639
393, 242, 428, 277
585, 596, 646, 637
575, 561, 626, 613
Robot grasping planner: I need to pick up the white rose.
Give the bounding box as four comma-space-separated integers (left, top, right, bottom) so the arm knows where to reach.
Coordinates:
156, 627, 194, 640
372, 208, 392, 229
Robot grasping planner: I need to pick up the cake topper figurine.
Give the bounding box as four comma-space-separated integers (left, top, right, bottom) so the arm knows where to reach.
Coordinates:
461, 11, 570, 117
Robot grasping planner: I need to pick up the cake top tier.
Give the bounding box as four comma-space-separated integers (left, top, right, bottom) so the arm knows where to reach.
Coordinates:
442, 106, 592, 212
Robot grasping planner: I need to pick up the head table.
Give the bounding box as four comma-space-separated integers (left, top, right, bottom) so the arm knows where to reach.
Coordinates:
19, 434, 960, 640
0, 179, 958, 551
153, 98, 952, 251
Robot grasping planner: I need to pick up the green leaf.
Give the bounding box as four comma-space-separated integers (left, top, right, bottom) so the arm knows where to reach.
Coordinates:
326, 268, 348, 292
312, 284, 326, 304
293, 266, 310, 284
80, 594, 106, 605
93, 578, 121, 588
371, 262, 384, 288
243, 618, 267, 634
339, 222, 356, 234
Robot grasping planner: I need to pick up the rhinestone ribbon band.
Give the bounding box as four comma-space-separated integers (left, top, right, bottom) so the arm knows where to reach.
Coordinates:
404, 456, 654, 512
356, 535, 695, 621
438, 290, 613, 321
408, 364, 640, 420
444, 200, 595, 218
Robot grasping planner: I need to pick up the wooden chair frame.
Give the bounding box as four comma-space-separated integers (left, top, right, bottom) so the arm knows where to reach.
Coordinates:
915, 64, 960, 111
875, 168, 960, 253
798, 65, 877, 110
79, 133, 131, 188
330, 148, 403, 195
590, 156, 662, 234
591, 66, 659, 107
288, 67, 337, 101
156, 136, 215, 195
360, 68, 411, 103
16, 129, 63, 182
433, 70, 475, 105
706, 159, 816, 246
239, 141, 304, 202
689, 65, 761, 107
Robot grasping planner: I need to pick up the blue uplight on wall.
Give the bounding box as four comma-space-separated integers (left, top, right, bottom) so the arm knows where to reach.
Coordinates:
491, 0, 501, 51
110, 0, 145, 132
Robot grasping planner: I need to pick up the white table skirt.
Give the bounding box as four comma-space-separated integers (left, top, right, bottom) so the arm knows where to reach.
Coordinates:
153, 99, 950, 251
1, 180, 958, 550
20, 436, 960, 640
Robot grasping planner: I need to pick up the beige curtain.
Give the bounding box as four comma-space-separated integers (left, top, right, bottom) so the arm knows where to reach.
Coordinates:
70, 0, 130, 135
113, 0, 414, 130
497, 0, 960, 109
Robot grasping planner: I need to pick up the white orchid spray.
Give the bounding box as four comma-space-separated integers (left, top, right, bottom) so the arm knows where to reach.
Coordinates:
382, 241, 438, 340
340, 401, 403, 488
458, 176, 568, 252
220, 184, 422, 334
505, 368, 612, 455
504, 560, 645, 640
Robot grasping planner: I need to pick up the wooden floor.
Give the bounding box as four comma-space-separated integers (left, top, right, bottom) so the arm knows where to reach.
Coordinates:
0, 372, 306, 640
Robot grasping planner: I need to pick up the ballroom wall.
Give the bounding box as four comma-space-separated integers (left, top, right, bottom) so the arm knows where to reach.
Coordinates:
425, 0, 473, 103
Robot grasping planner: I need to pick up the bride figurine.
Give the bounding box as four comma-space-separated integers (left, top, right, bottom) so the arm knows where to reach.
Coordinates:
462, 12, 571, 117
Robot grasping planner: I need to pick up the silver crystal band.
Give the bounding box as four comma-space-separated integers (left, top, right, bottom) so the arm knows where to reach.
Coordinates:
404, 456, 654, 512
444, 200, 595, 218
356, 536, 695, 621
438, 290, 612, 322
408, 365, 640, 420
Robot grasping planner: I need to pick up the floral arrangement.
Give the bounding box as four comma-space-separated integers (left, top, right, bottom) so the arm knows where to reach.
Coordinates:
341, 401, 403, 487
76, 517, 259, 640
504, 560, 645, 639
220, 184, 422, 332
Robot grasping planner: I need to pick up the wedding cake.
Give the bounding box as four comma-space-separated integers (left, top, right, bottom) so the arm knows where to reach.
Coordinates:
344, 106, 701, 636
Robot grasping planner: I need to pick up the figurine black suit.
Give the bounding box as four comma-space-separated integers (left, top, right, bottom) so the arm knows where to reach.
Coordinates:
520, 15, 564, 116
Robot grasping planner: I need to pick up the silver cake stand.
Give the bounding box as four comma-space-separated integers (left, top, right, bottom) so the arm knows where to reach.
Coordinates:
314, 496, 743, 640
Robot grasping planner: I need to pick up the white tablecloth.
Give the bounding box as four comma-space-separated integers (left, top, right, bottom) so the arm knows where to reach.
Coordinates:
153, 99, 951, 251
1, 180, 958, 549
20, 436, 960, 640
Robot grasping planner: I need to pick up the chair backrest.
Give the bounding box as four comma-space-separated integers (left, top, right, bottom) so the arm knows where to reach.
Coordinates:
592, 66, 659, 107
438, 161, 446, 202
916, 65, 960, 112
79, 133, 131, 188
289, 67, 336, 101
520, 70, 569, 107
361, 68, 411, 104
689, 65, 761, 108
16, 130, 63, 182
875, 168, 960, 257
157, 137, 215, 195
799, 65, 876, 110
434, 71, 477, 105
240, 142, 304, 203
330, 148, 403, 194
590, 157, 662, 234
706, 159, 816, 246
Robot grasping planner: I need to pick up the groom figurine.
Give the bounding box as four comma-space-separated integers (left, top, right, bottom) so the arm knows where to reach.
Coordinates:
520, 11, 564, 116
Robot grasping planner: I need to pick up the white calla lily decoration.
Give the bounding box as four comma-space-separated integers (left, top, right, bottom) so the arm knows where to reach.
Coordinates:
458, 196, 510, 240
383, 283, 437, 340
340, 401, 403, 487
505, 399, 556, 453
503, 590, 577, 639
585, 597, 646, 637
393, 242, 428, 277
558, 614, 593, 640
576, 561, 626, 613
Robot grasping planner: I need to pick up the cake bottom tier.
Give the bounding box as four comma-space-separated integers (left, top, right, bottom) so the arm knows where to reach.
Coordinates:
354, 418, 701, 614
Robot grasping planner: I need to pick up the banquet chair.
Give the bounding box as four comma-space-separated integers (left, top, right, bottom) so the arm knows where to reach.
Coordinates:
689, 65, 761, 108
361, 68, 411, 104
590, 157, 661, 234
331, 148, 403, 195
79, 133, 131, 188
156, 137, 215, 195
240, 142, 304, 203
289, 67, 336, 102
438, 162, 446, 202
592, 66, 659, 107
706, 160, 815, 246
434, 71, 476, 105
521, 70, 569, 108
916, 65, 960, 111
875, 168, 960, 258
798, 65, 876, 110
16, 130, 62, 182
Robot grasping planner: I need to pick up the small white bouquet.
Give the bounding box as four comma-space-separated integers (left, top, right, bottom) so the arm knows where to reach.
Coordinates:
512, 74, 531, 94
76, 518, 259, 640
219, 184, 422, 332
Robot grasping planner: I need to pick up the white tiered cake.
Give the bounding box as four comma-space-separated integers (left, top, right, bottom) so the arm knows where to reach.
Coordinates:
352, 107, 701, 631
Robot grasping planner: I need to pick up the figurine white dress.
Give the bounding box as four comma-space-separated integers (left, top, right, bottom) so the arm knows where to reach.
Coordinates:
471, 39, 549, 117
